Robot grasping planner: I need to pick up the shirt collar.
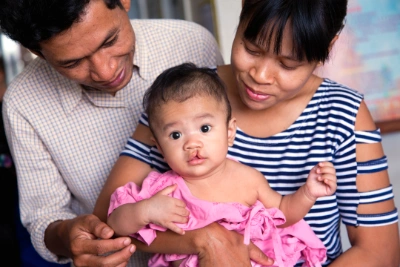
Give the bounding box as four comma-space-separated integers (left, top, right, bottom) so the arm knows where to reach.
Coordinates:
131, 20, 151, 81
56, 71, 127, 115
58, 20, 150, 115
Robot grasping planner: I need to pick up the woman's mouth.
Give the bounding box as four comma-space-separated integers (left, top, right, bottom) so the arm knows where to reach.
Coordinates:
245, 86, 270, 101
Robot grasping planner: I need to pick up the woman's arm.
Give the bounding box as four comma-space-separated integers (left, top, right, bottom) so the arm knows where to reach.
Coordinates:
94, 121, 275, 266
93, 123, 154, 222
329, 100, 400, 267
131, 222, 274, 266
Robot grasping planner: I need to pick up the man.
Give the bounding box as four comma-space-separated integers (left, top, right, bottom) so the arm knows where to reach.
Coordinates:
0, 0, 224, 265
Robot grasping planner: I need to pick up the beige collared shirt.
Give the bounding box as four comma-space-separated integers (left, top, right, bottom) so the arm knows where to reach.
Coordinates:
2, 19, 224, 266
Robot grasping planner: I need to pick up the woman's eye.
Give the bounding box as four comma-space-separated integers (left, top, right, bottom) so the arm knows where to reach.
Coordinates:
245, 46, 259, 56
200, 125, 211, 133
170, 132, 182, 140
280, 62, 297, 70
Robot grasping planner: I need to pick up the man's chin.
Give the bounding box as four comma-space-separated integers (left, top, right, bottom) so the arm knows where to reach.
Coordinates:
80, 84, 125, 95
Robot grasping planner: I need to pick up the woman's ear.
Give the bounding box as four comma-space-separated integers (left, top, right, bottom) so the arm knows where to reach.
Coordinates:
329, 35, 339, 53
227, 117, 237, 146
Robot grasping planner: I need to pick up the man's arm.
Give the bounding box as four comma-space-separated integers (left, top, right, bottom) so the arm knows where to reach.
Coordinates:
3, 96, 135, 266
44, 215, 135, 266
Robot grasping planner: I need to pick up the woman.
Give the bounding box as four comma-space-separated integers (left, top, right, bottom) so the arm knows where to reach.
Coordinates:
94, 0, 400, 266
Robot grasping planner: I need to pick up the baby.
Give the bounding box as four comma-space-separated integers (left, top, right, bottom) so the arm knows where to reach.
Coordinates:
107, 63, 336, 267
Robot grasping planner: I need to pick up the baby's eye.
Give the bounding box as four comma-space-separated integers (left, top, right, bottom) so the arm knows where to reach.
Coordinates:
200, 125, 211, 133
170, 132, 182, 140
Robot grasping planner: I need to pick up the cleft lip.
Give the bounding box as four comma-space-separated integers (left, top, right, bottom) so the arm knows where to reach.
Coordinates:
188, 150, 203, 161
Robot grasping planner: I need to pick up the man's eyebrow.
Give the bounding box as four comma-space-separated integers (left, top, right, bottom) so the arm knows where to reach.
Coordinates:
57, 28, 119, 66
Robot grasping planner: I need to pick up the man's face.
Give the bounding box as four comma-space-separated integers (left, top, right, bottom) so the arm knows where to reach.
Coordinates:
39, 0, 135, 94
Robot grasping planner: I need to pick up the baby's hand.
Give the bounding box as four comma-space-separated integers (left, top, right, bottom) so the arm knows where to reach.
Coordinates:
305, 162, 337, 199
145, 184, 189, 235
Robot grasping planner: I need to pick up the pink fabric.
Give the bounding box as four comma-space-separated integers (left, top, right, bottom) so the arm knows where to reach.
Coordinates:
108, 171, 327, 267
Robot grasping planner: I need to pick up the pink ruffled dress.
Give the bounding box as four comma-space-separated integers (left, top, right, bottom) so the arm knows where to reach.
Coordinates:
108, 170, 327, 267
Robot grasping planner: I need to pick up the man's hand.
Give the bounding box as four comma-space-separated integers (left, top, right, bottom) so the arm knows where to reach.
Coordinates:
195, 223, 274, 266
45, 214, 135, 267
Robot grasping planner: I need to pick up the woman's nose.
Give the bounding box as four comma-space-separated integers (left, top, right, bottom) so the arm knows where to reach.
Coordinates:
249, 59, 275, 84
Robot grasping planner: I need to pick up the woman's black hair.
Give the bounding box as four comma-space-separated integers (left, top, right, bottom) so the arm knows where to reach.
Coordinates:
240, 0, 348, 63
0, 0, 123, 52
143, 63, 232, 132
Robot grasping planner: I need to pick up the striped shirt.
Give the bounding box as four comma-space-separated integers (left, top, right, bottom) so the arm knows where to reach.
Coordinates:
122, 78, 398, 266
2, 19, 224, 266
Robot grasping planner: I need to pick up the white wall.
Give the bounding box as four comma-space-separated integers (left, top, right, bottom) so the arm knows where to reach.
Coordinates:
213, 0, 241, 63
213, 0, 400, 252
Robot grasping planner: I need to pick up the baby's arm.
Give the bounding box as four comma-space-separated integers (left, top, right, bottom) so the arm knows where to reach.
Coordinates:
107, 184, 188, 236
257, 162, 336, 227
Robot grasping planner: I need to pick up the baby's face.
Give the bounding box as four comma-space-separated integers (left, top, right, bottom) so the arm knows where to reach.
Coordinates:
153, 94, 235, 180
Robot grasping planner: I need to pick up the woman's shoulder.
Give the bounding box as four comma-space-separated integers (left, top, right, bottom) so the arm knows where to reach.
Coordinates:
319, 78, 364, 100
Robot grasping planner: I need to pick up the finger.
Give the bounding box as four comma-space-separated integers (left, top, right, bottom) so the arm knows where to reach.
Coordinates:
80, 236, 133, 256
172, 212, 189, 223
173, 205, 190, 217
84, 214, 115, 240
78, 243, 135, 267
323, 178, 337, 189
248, 242, 274, 266
166, 222, 185, 235
174, 198, 188, 209
157, 184, 178, 196
319, 166, 336, 175
321, 173, 336, 182
101, 244, 135, 266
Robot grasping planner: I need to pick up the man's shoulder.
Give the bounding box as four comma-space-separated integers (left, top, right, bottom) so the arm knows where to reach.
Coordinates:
6, 58, 54, 92
4, 58, 69, 107
131, 19, 212, 39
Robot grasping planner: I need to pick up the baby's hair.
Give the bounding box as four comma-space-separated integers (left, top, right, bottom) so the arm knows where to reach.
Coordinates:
143, 63, 231, 132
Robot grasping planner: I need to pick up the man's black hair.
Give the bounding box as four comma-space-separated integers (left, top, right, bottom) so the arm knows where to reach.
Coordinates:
0, 0, 123, 52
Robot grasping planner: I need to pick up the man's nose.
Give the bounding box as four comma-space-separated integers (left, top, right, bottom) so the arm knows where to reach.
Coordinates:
89, 52, 117, 82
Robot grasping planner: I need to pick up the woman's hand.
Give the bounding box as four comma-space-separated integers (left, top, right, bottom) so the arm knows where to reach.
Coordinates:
195, 223, 274, 266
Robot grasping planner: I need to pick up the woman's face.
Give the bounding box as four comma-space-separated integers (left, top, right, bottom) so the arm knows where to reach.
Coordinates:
230, 23, 319, 111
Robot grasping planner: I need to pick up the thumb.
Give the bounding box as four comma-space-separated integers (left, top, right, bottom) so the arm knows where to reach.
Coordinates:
156, 184, 178, 196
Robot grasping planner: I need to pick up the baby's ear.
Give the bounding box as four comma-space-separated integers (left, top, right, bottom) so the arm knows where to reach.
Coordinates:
227, 117, 237, 146
151, 136, 164, 155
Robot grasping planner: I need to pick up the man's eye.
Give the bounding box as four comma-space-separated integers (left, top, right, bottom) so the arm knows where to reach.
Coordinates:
103, 36, 118, 48
170, 132, 182, 140
64, 60, 81, 69
200, 125, 211, 133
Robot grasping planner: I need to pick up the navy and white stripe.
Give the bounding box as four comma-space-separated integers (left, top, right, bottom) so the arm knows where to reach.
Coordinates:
121, 78, 398, 266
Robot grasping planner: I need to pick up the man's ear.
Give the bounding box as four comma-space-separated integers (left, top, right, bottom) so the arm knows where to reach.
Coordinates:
120, 0, 131, 12
227, 117, 237, 146
28, 49, 44, 59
